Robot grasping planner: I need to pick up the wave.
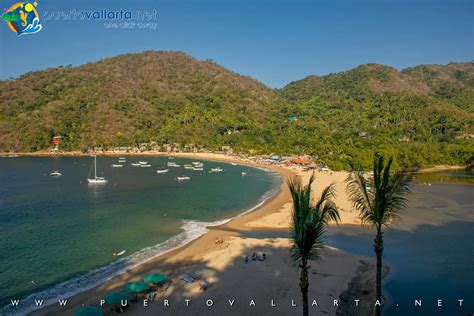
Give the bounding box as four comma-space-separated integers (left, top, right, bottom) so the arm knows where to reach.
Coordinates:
0, 170, 282, 316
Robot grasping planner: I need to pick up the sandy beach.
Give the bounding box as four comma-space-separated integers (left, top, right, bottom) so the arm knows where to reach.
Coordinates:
21, 152, 376, 316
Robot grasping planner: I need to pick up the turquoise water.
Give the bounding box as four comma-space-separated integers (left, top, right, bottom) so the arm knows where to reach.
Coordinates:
0, 156, 281, 314
327, 171, 474, 315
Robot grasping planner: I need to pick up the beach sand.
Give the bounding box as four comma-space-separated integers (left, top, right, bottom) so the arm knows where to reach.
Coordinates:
247, 167, 360, 229
27, 153, 376, 316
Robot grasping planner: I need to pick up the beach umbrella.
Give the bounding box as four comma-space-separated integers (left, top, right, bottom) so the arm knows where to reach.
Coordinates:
143, 273, 168, 284
104, 292, 130, 305
123, 282, 149, 293
74, 306, 103, 316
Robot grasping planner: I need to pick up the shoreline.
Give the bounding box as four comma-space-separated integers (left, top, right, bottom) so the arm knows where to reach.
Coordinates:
22, 153, 292, 315
0, 150, 466, 174
2, 152, 378, 316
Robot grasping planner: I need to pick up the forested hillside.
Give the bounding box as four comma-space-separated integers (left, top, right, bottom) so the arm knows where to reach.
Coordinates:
1, 52, 472, 169
278, 63, 473, 169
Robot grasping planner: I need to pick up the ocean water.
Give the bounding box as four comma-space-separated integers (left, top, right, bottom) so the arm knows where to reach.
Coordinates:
0, 156, 281, 314
327, 171, 474, 315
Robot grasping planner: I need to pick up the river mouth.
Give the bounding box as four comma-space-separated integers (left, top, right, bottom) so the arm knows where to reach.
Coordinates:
0, 156, 282, 314
326, 172, 474, 315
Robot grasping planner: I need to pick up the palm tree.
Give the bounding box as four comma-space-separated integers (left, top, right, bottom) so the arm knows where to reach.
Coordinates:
346, 153, 412, 316
288, 173, 340, 316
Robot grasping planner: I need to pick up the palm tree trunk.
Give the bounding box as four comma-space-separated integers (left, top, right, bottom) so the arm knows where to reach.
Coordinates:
374, 225, 384, 316
300, 263, 309, 316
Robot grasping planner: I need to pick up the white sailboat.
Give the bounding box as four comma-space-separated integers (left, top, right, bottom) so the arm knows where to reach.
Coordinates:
50, 171, 62, 177
88, 155, 108, 184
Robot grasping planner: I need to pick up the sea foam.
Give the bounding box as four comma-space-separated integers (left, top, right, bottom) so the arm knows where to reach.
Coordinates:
0, 170, 282, 315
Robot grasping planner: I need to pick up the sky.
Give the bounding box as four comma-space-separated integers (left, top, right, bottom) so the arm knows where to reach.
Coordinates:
0, 0, 473, 88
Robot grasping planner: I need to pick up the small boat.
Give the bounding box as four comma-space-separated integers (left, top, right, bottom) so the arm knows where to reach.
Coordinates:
139, 161, 148, 165
119, 157, 126, 160
167, 162, 181, 167
210, 167, 223, 172
113, 250, 126, 257
168, 157, 174, 160
131, 163, 141, 166
118, 159, 126, 162
231, 163, 237, 166
50, 171, 62, 177
156, 169, 169, 174
192, 162, 202, 165
241, 171, 247, 176
184, 166, 194, 169
87, 155, 108, 184
140, 164, 151, 168
111, 164, 123, 168
176, 176, 190, 181
193, 167, 203, 171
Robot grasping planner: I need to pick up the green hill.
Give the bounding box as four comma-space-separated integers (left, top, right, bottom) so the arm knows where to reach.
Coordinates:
0, 52, 472, 169
0, 51, 284, 153
278, 62, 473, 169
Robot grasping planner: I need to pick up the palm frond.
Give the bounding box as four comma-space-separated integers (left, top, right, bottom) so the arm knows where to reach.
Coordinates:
346, 153, 413, 228
1, 12, 20, 23
381, 170, 413, 226
288, 173, 340, 268
346, 171, 374, 226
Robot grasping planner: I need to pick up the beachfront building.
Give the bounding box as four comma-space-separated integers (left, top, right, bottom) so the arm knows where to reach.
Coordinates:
291, 157, 313, 165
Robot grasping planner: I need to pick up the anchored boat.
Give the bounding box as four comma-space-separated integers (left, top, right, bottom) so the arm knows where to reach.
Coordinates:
87, 155, 108, 184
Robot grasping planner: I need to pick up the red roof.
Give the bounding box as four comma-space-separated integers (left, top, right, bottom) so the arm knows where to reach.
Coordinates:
291, 157, 312, 165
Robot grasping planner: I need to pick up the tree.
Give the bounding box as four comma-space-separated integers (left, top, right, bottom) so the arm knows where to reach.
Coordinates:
346, 153, 412, 316
287, 173, 340, 316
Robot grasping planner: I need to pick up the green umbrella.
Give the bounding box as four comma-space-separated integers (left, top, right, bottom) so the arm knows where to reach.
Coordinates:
74, 306, 103, 316
143, 273, 168, 284
123, 282, 149, 293
104, 292, 130, 305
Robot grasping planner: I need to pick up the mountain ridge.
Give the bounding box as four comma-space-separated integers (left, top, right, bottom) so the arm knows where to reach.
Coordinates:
1, 51, 472, 169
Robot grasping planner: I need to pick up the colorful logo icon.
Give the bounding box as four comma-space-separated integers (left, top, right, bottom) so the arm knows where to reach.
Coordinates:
1, 2, 42, 35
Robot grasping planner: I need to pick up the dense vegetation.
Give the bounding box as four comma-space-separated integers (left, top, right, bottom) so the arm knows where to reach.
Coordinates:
278, 63, 473, 169
0, 51, 472, 169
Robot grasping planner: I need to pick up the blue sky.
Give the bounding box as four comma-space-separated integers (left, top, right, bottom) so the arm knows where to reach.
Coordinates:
0, 0, 472, 88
